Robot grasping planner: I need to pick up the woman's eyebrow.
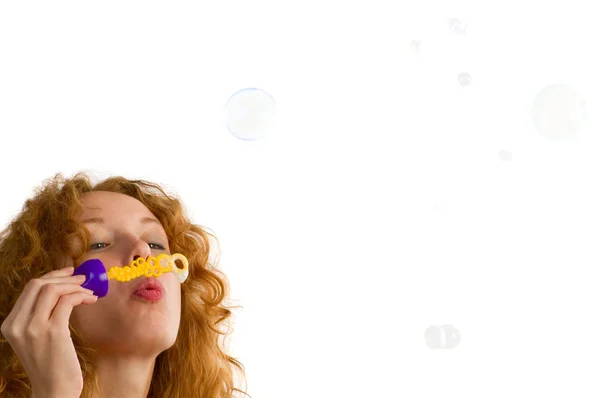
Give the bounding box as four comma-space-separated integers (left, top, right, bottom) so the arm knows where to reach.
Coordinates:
81, 217, 161, 226
81, 217, 169, 242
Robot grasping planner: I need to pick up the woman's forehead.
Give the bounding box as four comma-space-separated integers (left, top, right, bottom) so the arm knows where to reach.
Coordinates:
80, 192, 153, 217
79, 192, 166, 235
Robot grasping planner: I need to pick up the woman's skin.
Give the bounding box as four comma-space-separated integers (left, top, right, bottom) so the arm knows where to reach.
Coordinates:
63, 191, 182, 398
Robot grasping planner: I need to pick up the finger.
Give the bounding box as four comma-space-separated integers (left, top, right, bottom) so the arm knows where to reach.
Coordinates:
12, 266, 77, 314
38, 274, 88, 286
39, 266, 75, 279
6, 278, 50, 329
9, 274, 86, 323
50, 292, 98, 326
29, 283, 95, 326
10, 267, 76, 314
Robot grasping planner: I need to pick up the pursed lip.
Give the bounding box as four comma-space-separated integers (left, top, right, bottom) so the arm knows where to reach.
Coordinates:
131, 278, 165, 296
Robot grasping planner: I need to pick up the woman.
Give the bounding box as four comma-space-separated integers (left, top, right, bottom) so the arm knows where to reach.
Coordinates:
0, 172, 250, 398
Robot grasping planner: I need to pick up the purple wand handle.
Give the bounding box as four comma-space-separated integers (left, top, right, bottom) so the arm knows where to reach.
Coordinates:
72, 258, 109, 298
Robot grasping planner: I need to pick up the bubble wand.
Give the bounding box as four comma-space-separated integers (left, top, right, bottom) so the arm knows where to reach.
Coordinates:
72, 253, 189, 298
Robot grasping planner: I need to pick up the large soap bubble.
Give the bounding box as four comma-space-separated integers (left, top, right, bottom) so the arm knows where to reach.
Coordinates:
498, 149, 513, 162
448, 18, 467, 36
225, 88, 276, 141
424, 324, 461, 349
409, 40, 420, 56
531, 83, 587, 139
457, 72, 472, 87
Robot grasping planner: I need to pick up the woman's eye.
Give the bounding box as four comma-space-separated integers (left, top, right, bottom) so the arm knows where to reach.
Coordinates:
148, 243, 166, 250
90, 243, 108, 250
90, 243, 165, 250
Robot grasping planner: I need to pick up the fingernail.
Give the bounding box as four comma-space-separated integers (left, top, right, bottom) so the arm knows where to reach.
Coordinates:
85, 289, 94, 295
76, 274, 86, 281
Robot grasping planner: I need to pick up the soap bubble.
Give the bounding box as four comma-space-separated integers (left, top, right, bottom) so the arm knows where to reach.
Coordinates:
409, 40, 420, 56
225, 88, 276, 141
448, 18, 467, 35
498, 150, 513, 161
424, 324, 461, 349
531, 83, 587, 139
457, 72, 472, 87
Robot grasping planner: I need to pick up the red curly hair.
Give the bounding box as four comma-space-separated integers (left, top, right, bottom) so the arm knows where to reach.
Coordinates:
0, 171, 251, 398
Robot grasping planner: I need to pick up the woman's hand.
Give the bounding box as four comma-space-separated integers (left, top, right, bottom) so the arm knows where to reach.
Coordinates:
1, 266, 98, 398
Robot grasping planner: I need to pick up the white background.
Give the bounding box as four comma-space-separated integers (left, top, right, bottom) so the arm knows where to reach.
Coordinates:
1, 1, 599, 397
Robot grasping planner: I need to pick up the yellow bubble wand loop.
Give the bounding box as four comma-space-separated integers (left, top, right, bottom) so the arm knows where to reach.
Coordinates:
107, 253, 189, 284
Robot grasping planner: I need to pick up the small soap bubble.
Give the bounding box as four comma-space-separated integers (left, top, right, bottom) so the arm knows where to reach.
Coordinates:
531, 83, 588, 139
448, 18, 467, 35
225, 88, 276, 141
498, 149, 513, 161
457, 72, 472, 87
424, 324, 461, 349
409, 40, 420, 56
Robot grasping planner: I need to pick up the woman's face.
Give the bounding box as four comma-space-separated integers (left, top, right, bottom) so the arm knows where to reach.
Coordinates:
65, 191, 181, 356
